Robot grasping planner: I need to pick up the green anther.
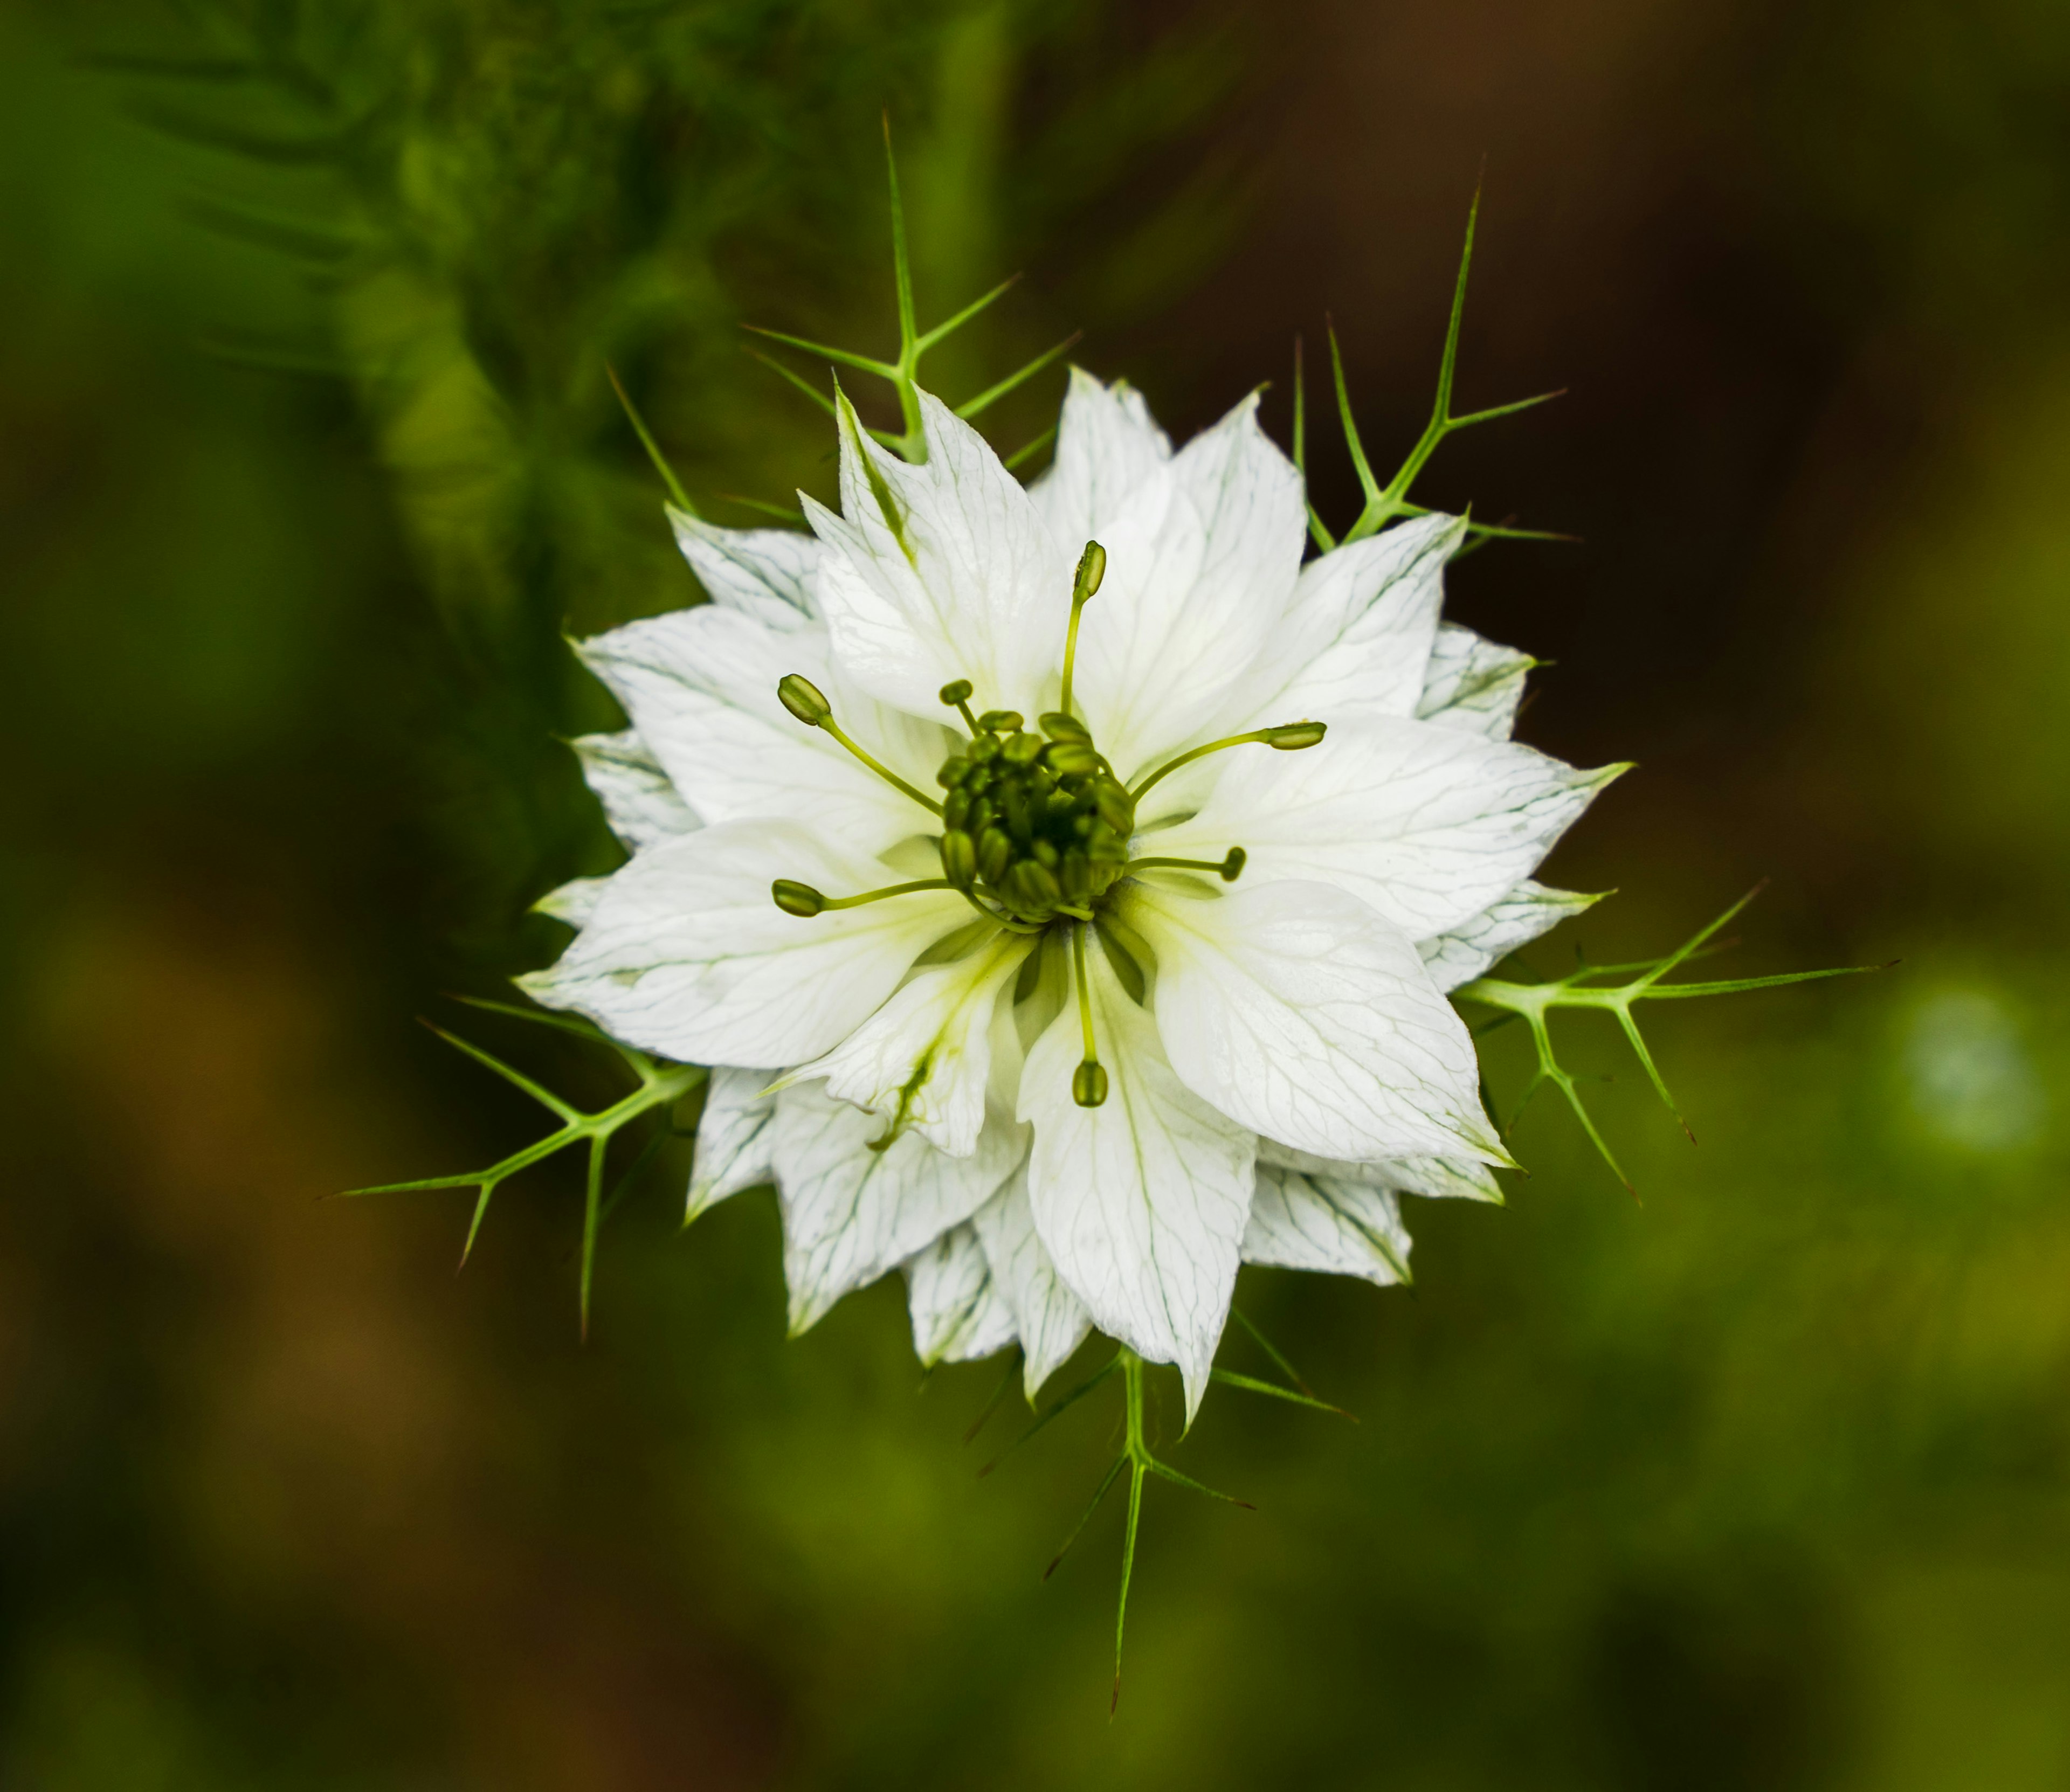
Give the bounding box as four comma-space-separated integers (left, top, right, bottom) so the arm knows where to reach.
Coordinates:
778, 876, 954, 914
1059, 538, 1106, 722
1222, 847, 1247, 881
777, 674, 831, 725
1130, 721, 1330, 804
1040, 712, 1091, 743
1074, 539, 1107, 601
939, 829, 976, 889
1124, 848, 1248, 882
976, 826, 1013, 884
1094, 779, 1135, 835
978, 709, 1024, 734
939, 679, 981, 735
776, 672, 943, 817
1266, 722, 1327, 750
1072, 924, 1107, 1108
1044, 742, 1101, 777
1003, 731, 1044, 766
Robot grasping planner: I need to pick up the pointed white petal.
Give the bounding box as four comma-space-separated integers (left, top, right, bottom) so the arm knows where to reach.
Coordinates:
667, 506, 820, 631
903, 1222, 1018, 1365
1146, 715, 1620, 941
578, 607, 948, 859
789, 930, 1032, 1158
570, 730, 700, 852
534, 876, 609, 928
773, 1083, 1022, 1334
519, 821, 966, 1068
1073, 391, 1307, 777
971, 1165, 1092, 1399
1215, 512, 1462, 735
1028, 367, 1172, 544
1243, 1163, 1412, 1288
1419, 880, 1603, 992
805, 389, 1070, 718
686, 1066, 781, 1222
1124, 877, 1501, 1164
1255, 1136, 1503, 1204
1416, 621, 1535, 739
1019, 939, 1254, 1422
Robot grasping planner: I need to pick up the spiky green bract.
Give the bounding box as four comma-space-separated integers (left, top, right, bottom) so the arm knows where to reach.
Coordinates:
746, 121, 1081, 467
1010, 1312, 1348, 1710
340, 999, 703, 1336
1454, 887, 1890, 1191
1295, 191, 1570, 555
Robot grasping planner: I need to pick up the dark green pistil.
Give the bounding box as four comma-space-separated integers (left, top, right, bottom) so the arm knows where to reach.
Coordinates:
935, 711, 1135, 927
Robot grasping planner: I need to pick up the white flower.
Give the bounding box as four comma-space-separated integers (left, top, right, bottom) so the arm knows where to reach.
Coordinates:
523, 371, 1617, 1419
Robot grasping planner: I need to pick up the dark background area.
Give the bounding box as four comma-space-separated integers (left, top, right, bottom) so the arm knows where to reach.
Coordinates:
4, 0, 2067, 1785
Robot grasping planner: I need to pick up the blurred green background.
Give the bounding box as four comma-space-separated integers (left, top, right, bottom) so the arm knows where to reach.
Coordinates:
4, 0, 2068, 1784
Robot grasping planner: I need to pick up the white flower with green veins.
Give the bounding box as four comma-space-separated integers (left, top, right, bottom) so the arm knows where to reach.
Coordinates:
521, 368, 1621, 1421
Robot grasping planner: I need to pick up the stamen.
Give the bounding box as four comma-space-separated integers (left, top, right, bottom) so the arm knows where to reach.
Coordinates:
777, 673, 944, 815
1058, 539, 1106, 722
770, 877, 951, 916
1128, 722, 1327, 805
939, 679, 981, 736
1124, 848, 1246, 883
1071, 924, 1108, 1108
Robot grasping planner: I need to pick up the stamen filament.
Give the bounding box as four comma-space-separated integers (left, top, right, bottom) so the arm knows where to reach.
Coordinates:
778, 674, 943, 815
771, 877, 952, 917
1123, 848, 1246, 883
1072, 924, 1108, 1108
1128, 723, 1327, 804
1058, 540, 1106, 722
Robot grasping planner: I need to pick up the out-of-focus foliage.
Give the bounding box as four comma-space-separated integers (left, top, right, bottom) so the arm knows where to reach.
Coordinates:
4, 0, 2070, 1785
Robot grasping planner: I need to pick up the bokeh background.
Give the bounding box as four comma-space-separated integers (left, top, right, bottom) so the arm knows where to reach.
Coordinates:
5, 0, 2068, 1784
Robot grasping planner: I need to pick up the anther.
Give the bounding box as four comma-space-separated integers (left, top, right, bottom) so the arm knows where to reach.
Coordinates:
939, 829, 977, 890
1071, 925, 1107, 1108
939, 679, 980, 735
1129, 721, 1330, 804
1221, 846, 1246, 881
977, 709, 1024, 734
774, 672, 943, 816
770, 876, 952, 916
1040, 712, 1091, 743
1058, 538, 1106, 722
777, 674, 831, 726
1265, 722, 1327, 750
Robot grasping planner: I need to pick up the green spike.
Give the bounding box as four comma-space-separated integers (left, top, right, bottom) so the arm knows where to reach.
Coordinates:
915, 271, 1022, 355
604, 363, 694, 514
956, 331, 1082, 421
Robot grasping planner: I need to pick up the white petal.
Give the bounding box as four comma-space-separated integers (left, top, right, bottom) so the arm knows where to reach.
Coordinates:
519, 821, 966, 1068
1243, 1163, 1412, 1287
971, 1164, 1092, 1399
1145, 715, 1620, 940
1418, 880, 1603, 992
805, 389, 1070, 719
788, 929, 1032, 1158
1073, 391, 1307, 777
903, 1222, 1018, 1365
570, 730, 699, 852
534, 876, 609, 927
1417, 621, 1535, 739
1028, 367, 1172, 544
578, 606, 948, 858
1214, 512, 1462, 735
686, 1066, 781, 1222
667, 506, 820, 631
1256, 1136, 1503, 1204
1124, 877, 1502, 1164
1019, 938, 1255, 1421
773, 1082, 1022, 1333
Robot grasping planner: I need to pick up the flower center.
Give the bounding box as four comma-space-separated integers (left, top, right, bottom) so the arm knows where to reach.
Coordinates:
766, 536, 1325, 1110
934, 703, 1135, 929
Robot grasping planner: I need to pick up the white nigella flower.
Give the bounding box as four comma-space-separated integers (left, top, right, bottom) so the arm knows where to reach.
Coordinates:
524, 371, 1617, 1419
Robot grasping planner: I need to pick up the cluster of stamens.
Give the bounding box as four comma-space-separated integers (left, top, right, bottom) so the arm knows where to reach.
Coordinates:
764, 538, 1324, 1109
934, 695, 1138, 930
